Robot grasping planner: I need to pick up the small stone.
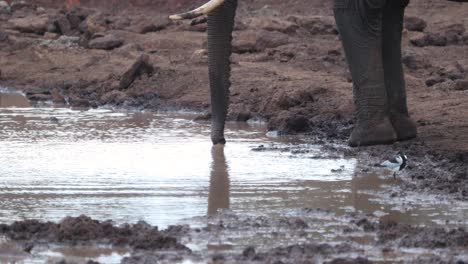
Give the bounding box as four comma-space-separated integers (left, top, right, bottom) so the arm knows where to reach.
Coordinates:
242, 246, 256, 259
54, 15, 73, 36
425, 77, 446, 87
10, 0, 31, 12
287, 15, 337, 35
119, 54, 154, 90
454, 80, 468, 91
404, 16, 427, 32
248, 17, 299, 34
44, 32, 58, 39
26, 93, 52, 101
100, 90, 128, 105
255, 30, 290, 51
444, 24, 466, 45
9, 15, 49, 34
402, 54, 420, 70
0, 31, 8, 42
131, 16, 170, 34
411, 33, 447, 47
88, 34, 123, 50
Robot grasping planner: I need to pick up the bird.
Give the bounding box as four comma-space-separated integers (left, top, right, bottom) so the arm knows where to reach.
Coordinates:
375, 151, 408, 179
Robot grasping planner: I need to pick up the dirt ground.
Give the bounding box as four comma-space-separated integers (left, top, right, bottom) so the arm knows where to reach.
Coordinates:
0, 0, 467, 263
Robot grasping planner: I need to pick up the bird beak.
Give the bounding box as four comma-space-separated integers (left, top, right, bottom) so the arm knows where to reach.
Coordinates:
169, 0, 226, 20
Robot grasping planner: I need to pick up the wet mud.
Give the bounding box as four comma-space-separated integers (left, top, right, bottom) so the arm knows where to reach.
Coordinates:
1, 211, 467, 263
0, 215, 188, 251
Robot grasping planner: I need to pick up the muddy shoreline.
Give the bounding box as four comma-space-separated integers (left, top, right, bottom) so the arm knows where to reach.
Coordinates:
0, 0, 467, 262
1, 211, 467, 263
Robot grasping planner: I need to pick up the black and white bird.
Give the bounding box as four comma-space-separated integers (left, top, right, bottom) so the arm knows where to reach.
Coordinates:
375, 151, 408, 178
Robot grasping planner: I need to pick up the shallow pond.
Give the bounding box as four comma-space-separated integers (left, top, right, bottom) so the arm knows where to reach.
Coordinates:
0, 91, 467, 263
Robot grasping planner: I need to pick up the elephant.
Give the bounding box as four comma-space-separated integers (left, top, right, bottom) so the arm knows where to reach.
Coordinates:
170, 0, 421, 147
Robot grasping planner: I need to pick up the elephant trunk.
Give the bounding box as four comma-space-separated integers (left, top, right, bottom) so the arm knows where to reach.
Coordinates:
207, 0, 237, 145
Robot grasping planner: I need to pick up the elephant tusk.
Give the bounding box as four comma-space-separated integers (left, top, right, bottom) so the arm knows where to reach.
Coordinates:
169, 0, 226, 20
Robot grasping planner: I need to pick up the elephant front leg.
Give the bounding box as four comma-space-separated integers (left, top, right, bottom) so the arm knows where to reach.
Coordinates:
382, 0, 417, 141
334, 0, 397, 147
207, 0, 237, 145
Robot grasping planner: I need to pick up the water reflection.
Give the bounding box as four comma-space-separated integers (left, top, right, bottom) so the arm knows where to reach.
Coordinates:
208, 145, 230, 216
0, 100, 466, 230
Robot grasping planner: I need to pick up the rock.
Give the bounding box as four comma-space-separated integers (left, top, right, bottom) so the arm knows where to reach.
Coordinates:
68, 96, 91, 107
232, 31, 257, 53
119, 54, 154, 90
9, 15, 49, 34
51, 89, 66, 104
425, 76, 446, 87
439, 63, 465, 80
404, 16, 427, 32
130, 16, 170, 34
66, 12, 82, 31
26, 93, 52, 101
117, 43, 144, 53
443, 23, 466, 45
410, 33, 447, 47
44, 32, 59, 39
454, 80, 468, 91
233, 30, 290, 53
287, 15, 337, 35
228, 111, 252, 122
80, 13, 107, 35
190, 49, 208, 64
100, 90, 128, 105
431, 80, 456, 90
0, 31, 8, 42
269, 112, 310, 133
88, 34, 123, 50
46, 22, 58, 33
402, 52, 429, 70
402, 54, 419, 70
234, 20, 248, 31
248, 18, 299, 34
54, 15, 73, 36
256, 30, 290, 50
10, 0, 32, 12
325, 257, 372, 264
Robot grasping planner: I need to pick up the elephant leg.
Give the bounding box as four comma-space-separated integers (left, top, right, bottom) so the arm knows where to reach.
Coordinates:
207, 0, 237, 145
334, 0, 396, 147
382, 0, 417, 141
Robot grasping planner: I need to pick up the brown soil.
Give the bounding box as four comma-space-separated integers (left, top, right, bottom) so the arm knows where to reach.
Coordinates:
1, 0, 467, 146
0, 0, 468, 263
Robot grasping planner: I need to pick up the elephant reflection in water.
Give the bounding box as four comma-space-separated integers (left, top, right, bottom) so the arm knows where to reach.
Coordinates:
208, 145, 230, 216
206, 145, 233, 250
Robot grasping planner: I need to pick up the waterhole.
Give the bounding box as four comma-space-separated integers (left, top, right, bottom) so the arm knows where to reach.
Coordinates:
0, 90, 467, 263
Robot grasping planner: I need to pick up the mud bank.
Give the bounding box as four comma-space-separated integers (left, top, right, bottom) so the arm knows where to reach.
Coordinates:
1, 212, 467, 263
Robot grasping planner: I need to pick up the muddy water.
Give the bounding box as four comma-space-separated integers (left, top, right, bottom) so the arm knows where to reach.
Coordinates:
0, 91, 467, 263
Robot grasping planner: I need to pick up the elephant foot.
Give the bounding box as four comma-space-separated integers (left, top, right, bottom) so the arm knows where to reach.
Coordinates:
390, 114, 417, 141
211, 135, 226, 145
348, 118, 397, 147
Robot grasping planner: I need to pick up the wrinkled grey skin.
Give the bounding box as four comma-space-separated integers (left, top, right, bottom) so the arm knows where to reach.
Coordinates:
207, 0, 418, 146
